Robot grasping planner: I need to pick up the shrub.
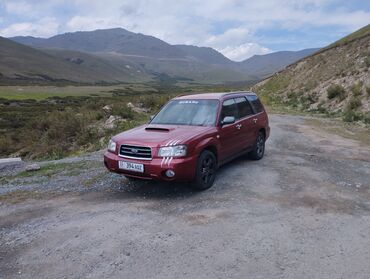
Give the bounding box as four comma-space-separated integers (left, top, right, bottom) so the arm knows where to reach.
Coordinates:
363, 113, 370, 124
139, 94, 172, 111
327, 84, 345, 100
365, 56, 370, 67
347, 97, 362, 110
366, 85, 370, 96
317, 102, 327, 114
342, 108, 362, 122
351, 82, 363, 96
111, 105, 134, 119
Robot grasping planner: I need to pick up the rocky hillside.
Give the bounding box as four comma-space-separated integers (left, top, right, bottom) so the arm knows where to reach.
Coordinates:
254, 24, 370, 123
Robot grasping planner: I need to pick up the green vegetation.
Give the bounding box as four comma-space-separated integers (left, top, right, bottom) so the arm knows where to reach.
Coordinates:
351, 82, 363, 96
347, 97, 362, 110
0, 84, 156, 100
255, 75, 290, 106
342, 96, 363, 122
365, 55, 370, 68
342, 109, 363, 122
0, 86, 180, 159
327, 84, 346, 100
366, 85, 370, 96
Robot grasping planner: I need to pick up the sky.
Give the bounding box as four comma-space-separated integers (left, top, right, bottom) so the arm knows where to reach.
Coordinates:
0, 0, 369, 61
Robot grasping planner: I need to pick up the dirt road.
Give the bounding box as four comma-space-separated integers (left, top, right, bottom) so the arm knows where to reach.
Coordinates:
1, 114, 370, 279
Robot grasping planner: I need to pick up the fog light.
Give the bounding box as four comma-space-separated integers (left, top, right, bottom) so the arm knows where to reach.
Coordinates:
165, 169, 175, 178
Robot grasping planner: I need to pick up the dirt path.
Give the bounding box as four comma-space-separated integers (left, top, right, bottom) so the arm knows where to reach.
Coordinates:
1, 114, 369, 279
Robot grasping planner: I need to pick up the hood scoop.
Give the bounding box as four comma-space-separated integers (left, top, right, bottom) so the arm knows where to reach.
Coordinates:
145, 127, 170, 132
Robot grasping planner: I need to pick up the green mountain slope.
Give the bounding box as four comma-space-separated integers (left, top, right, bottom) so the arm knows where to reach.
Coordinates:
12, 28, 186, 59
0, 36, 150, 84
10, 28, 318, 84
254, 24, 370, 123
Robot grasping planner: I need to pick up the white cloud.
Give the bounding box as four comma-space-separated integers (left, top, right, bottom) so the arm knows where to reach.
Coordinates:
220, 43, 271, 61
5, 1, 35, 16
1, 0, 370, 61
0, 17, 59, 37
205, 28, 252, 48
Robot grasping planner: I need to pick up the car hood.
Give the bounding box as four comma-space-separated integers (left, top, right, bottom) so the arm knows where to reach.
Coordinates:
112, 124, 215, 148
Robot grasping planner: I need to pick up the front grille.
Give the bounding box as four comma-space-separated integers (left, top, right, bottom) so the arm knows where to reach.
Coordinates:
119, 144, 152, 160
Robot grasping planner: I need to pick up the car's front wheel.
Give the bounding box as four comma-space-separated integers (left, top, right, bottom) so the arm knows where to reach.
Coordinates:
249, 131, 265, 160
192, 150, 217, 190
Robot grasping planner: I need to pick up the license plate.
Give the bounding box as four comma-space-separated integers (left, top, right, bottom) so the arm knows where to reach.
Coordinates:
118, 161, 144, 173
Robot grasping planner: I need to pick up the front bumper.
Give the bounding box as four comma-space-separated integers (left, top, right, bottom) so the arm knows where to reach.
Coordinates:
104, 151, 197, 181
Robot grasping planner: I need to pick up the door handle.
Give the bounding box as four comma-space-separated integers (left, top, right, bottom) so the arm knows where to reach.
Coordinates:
236, 124, 242, 130
252, 118, 258, 124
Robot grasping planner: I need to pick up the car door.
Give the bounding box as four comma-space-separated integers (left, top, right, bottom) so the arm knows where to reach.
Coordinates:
234, 96, 257, 150
217, 98, 241, 162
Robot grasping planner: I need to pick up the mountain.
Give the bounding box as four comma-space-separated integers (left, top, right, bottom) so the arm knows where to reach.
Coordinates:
239, 48, 319, 78
8, 28, 320, 85
175, 45, 233, 65
11, 28, 186, 59
253, 24, 370, 123
0, 36, 150, 84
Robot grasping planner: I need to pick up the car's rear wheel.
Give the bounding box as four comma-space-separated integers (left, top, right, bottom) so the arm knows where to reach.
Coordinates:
249, 131, 265, 160
192, 150, 217, 190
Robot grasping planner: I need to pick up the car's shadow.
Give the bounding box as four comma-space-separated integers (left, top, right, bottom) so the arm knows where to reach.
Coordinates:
108, 155, 253, 201
112, 179, 199, 199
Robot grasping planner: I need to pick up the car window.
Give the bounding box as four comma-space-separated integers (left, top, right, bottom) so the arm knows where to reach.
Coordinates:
246, 95, 264, 113
234, 97, 254, 118
220, 99, 238, 121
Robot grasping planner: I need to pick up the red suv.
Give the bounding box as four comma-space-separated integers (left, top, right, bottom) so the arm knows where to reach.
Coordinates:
104, 91, 270, 190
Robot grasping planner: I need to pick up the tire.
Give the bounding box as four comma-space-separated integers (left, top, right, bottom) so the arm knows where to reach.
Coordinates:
249, 131, 265, 160
191, 150, 217, 190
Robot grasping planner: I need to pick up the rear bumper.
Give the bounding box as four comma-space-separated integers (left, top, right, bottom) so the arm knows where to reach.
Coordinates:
104, 151, 197, 181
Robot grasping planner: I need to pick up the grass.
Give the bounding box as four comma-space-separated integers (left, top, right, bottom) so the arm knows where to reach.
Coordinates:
0, 94, 144, 159
0, 84, 157, 100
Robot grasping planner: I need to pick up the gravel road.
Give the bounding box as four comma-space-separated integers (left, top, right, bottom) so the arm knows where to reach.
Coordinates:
1, 114, 370, 279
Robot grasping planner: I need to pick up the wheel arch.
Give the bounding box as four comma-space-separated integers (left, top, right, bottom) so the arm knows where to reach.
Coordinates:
259, 128, 266, 139
203, 145, 218, 162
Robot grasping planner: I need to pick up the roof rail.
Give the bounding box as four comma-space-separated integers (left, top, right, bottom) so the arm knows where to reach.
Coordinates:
222, 91, 255, 97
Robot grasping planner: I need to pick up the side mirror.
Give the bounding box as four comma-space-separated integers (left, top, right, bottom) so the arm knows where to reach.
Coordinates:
221, 116, 235, 126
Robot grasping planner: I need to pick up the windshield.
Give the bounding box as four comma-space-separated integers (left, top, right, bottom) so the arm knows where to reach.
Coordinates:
151, 99, 219, 126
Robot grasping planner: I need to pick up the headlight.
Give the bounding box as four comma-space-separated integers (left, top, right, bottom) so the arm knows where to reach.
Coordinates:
158, 145, 187, 157
108, 139, 117, 152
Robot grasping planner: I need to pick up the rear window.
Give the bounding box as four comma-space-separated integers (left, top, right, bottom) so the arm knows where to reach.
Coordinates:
234, 97, 254, 118
246, 95, 264, 113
